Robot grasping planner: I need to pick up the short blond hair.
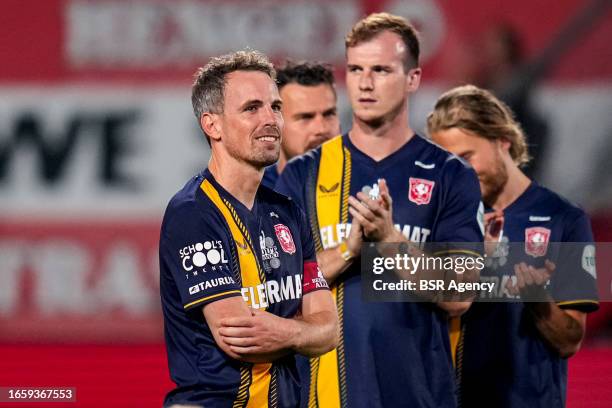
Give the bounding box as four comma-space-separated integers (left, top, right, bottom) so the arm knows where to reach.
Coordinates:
345, 12, 420, 70
427, 85, 530, 166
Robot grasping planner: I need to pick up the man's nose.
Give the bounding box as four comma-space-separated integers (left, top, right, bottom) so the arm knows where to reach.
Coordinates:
359, 71, 374, 90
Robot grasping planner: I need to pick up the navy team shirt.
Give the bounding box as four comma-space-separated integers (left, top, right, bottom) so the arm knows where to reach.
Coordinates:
159, 169, 328, 407
276, 134, 484, 408
459, 182, 599, 408
262, 163, 280, 189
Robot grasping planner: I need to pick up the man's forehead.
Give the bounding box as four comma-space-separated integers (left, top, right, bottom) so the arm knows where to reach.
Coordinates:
347, 31, 406, 63
280, 83, 335, 103
225, 70, 278, 96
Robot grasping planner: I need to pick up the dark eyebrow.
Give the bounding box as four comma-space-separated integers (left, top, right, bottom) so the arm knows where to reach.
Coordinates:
239, 99, 263, 110
293, 111, 316, 120
323, 107, 337, 115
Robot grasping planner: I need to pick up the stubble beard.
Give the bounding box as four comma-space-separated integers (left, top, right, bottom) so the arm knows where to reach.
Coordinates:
481, 158, 509, 206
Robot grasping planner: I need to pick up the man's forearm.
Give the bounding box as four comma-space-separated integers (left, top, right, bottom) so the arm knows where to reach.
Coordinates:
527, 301, 585, 358
289, 310, 339, 357
317, 245, 355, 285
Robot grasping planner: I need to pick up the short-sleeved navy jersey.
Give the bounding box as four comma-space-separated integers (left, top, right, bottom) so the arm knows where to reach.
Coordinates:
276, 134, 483, 408
459, 182, 599, 408
160, 169, 328, 408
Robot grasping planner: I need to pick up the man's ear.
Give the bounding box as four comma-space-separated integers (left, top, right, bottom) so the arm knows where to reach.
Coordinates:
201, 112, 222, 142
406, 67, 422, 92
499, 138, 512, 152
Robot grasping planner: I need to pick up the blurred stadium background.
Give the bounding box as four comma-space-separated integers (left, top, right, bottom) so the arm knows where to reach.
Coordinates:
0, 0, 610, 406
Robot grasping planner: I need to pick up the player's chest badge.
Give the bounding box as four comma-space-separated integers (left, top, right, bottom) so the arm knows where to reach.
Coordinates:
259, 230, 281, 272
408, 177, 435, 205
525, 227, 551, 257
274, 224, 296, 255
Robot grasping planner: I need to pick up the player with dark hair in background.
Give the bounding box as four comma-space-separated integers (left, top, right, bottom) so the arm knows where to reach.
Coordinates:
428, 84, 599, 408
262, 60, 340, 188
159, 50, 338, 408
276, 13, 483, 408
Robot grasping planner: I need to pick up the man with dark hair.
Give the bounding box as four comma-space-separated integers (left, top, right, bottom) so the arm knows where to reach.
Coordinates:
262, 60, 340, 188
159, 50, 338, 408
428, 84, 598, 408
276, 13, 483, 408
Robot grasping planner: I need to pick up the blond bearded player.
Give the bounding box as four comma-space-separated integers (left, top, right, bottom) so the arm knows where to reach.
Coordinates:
428, 85, 599, 408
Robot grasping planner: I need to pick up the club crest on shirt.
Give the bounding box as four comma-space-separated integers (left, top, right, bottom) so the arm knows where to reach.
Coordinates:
408, 177, 435, 205
525, 227, 551, 257
274, 224, 296, 254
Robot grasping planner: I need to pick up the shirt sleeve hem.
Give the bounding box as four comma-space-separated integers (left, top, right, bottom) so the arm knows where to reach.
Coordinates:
556, 299, 599, 312
183, 289, 242, 310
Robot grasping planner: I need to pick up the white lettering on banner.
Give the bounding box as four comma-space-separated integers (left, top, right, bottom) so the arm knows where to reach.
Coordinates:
240, 274, 302, 309
320, 223, 431, 249
34, 241, 92, 314
94, 243, 154, 314
67, 1, 358, 67
0, 239, 159, 317
65, 0, 445, 68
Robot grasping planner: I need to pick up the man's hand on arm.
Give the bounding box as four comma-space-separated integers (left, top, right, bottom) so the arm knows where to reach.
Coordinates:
203, 297, 289, 363
204, 289, 338, 363
507, 261, 586, 358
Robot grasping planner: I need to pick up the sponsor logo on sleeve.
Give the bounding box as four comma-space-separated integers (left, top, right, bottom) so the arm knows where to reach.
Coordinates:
179, 241, 228, 276
582, 244, 597, 278
189, 277, 236, 295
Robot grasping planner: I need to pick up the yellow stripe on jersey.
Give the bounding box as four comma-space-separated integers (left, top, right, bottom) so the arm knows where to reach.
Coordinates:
200, 179, 266, 305
556, 299, 599, 307
449, 316, 461, 366
247, 363, 273, 408
316, 136, 345, 249
308, 135, 350, 407
201, 179, 271, 407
